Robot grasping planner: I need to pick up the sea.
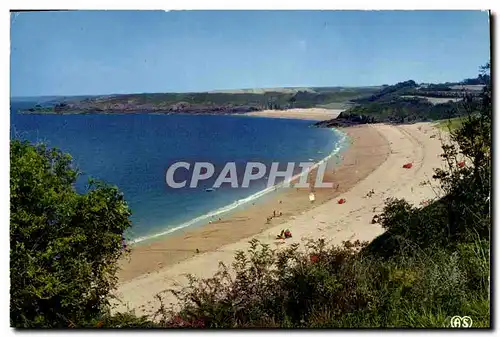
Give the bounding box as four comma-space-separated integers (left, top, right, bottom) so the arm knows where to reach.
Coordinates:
10, 100, 347, 243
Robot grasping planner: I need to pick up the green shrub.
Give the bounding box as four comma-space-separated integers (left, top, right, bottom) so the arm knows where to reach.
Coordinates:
10, 140, 132, 328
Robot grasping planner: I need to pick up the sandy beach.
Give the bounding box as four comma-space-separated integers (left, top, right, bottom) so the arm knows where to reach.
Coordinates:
117, 123, 387, 282
112, 111, 446, 317
243, 108, 344, 120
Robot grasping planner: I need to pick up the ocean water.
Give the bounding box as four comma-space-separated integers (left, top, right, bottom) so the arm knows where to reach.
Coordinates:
10, 101, 346, 242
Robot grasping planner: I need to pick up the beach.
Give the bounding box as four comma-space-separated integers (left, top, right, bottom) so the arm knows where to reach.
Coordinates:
243, 108, 344, 120
113, 111, 446, 317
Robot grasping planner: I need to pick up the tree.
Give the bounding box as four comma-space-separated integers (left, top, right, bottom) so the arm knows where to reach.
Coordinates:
431, 62, 491, 242
10, 140, 132, 328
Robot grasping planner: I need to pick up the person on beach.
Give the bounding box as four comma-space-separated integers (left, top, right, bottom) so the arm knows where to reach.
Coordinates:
276, 229, 285, 239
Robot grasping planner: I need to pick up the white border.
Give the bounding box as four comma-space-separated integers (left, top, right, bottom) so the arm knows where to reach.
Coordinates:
4, 2, 497, 10
3, 2, 498, 336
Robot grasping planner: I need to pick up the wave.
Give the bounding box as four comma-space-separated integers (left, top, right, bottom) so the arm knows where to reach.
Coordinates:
131, 128, 349, 244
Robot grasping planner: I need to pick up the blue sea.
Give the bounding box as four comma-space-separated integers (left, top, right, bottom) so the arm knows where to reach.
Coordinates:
10, 101, 346, 242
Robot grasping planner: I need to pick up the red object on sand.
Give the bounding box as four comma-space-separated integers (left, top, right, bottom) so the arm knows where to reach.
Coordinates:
338, 198, 346, 204
403, 163, 413, 169
458, 161, 466, 168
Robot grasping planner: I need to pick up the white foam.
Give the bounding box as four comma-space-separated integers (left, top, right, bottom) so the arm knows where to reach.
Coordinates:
131, 128, 348, 244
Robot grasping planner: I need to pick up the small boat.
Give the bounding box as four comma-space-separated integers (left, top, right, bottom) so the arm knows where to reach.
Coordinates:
205, 188, 216, 192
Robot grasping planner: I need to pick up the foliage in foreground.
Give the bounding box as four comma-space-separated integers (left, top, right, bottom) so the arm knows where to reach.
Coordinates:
150, 238, 489, 328
10, 140, 132, 328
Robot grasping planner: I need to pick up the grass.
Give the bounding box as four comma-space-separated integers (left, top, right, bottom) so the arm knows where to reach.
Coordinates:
317, 102, 350, 109
435, 116, 467, 132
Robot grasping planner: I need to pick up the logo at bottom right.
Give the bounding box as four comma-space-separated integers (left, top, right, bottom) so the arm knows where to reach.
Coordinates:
450, 316, 473, 328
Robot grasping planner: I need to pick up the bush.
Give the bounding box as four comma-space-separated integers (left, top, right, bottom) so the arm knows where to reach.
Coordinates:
10, 140, 133, 328
149, 236, 489, 328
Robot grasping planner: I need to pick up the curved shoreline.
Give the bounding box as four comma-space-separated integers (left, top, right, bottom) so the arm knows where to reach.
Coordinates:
115, 122, 391, 305
130, 128, 349, 245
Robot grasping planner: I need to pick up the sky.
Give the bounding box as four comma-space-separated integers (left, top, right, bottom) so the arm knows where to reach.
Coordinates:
10, 10, 490, 97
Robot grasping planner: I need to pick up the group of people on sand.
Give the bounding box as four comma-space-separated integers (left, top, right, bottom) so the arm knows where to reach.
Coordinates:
366, 189, 375, 198
266, 209, 283, 223
208, 217, 222, 224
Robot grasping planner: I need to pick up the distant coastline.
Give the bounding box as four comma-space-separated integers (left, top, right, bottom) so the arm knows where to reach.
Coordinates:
15, 86, 374, 115
16, 82, 484, 128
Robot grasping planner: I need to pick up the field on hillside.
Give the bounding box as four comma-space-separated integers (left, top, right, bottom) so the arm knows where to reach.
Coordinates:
401, 95, 463, 105
435, 116, 467, 131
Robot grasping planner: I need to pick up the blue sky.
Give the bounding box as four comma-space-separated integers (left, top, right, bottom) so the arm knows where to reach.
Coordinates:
10, 10, 490, 97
